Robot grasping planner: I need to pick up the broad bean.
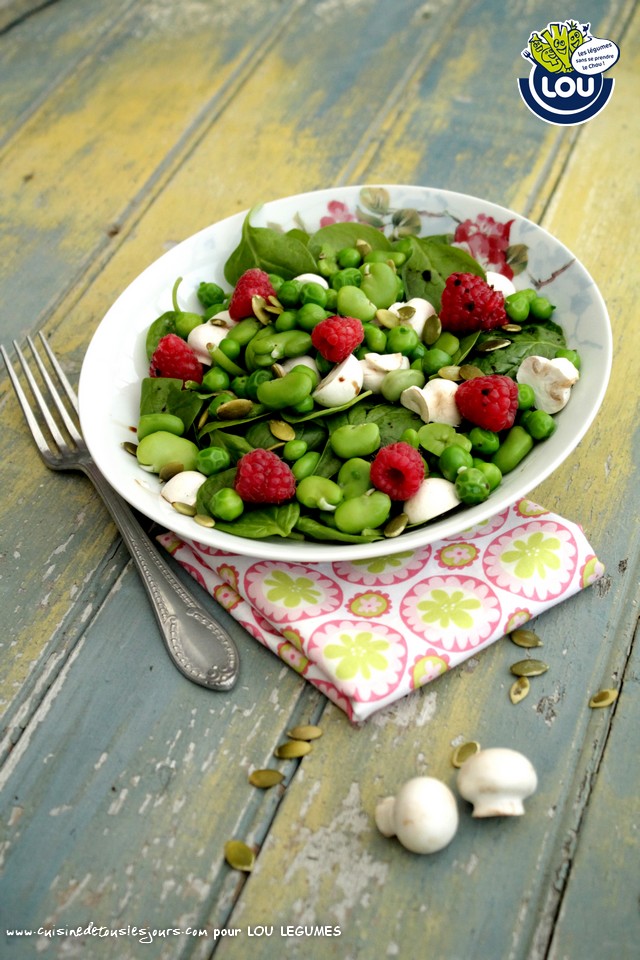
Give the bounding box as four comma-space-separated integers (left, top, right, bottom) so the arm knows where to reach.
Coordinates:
381, 368, 425, 402
257, 370, 313, 410
330, 423, 381, 459
337, 458, 372, 499
137, 413, 184, 441
334, 491, 391, 534
136, 432, 199, 474
296, 476, 343, 511
491, 426, 534, 474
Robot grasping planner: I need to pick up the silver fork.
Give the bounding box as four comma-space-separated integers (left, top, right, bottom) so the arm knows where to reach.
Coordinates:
1, 333, 240, 692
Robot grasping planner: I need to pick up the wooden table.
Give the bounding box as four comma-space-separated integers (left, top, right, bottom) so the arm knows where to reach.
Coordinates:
1, 2, 638, 957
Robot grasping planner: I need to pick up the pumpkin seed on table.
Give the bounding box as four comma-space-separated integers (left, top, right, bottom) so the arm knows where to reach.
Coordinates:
588, 688, 619, 708
451, 740, 480, 768
509, 627, 544, 648
509, 676, 531, 704
249, 769, 285, 788
269, 420, 296, 441
194, 513, 216, 528
510, 659, 549, 677
476, 338, 511, 353
224, 839, 255, 872
287, 724, 323, 741
274, 740, 312, 759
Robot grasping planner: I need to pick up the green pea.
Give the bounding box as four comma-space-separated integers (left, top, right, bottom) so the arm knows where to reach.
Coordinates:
334, 491, 391, 534
409, 343, 427, 362
208, 345, 245, 377
275, 310, 298, 331
197, 282, 226, 309
454, 467, 491, 504
491, 426, 534, 474
226, 317, 261, 345
324, 288, 338, 311
337, 458, 372, 499
174, 313, 205, 339
555, 348, 581, 369
201, 366, 230, 392
472, 458, 502, 491
300, 282, 328, 308
209, 487, 244, 521
267, 273, 285, 292
245, 369, 273, 399
314, 352, 333, 376
336, 285, 377, 323
504, 292, 530, 322
337, 247, 362, 269
359, 262, 398, 309
519, 288, 538, 303
296, 476, 343, 511
296, 302, 327, 331
469, 427, 500, 455
517, 383, 536, 410
195, 445, 232, 476
208, 391, 235, 415
381, 368, 425, 402
278, 280, 302, 307
422, 348, 452, 376
317, 257, 338, 279
439, 445, 474, 482
292, 450, 320, 480
400, 428, 420, 449
432, 332, 460, 356
283, 439, 308, 461
230, 375, 250, 398
218, 337, 242, 361
331, 267, 362, 291
521, 409, 557, 440
386, 325, 419, 355
136, 432, 199, 474
330, 422, 381, 459
257, 370, 313, 410
529, 296, 555, 320
137, 413, 184, 441
362, 322, 387, 353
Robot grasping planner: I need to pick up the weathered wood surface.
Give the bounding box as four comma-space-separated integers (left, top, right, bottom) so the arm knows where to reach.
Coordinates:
0, 1, 638, 958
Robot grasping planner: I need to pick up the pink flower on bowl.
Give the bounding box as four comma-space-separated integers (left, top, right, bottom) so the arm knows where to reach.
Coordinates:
319, 200, 356, 227
453, 214, 515, 278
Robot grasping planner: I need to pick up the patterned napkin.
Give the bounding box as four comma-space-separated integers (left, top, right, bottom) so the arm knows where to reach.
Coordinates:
158, 499, 604, 722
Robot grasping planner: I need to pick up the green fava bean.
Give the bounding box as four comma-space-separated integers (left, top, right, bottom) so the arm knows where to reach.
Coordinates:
209, 487, 244, 521
275, 310, 298, 331
283, 439, 308, 461
292, 451, 320, 481
381, 368, 425, 402
454, 467, 491, 505
137, 413, 184, 441
334, 491, 391, 534
433, 331, 460, 356
296, 476, 343, 511
517, 383, 536, 410
422, 348, 452, 376
362, 322, 387, 353
529, 296, 555, 320
257, 370, 312, 410
504, 293, 530, 322
296, 302, 327, 331
469, 427, 500, 455
226, 317, 261, 345
202, 366, 230, 392
386, 325, 419, 356
337, 458, 372, 499
491, 426, 534, 474
336, 285, 377, 323
472, 458, 502, 491
359, 262, 398, 309
330, 422, 381, 459
136, 432, 199, 474
521, 409, 557, 440
439, 445, 474, 482
196, 445, 232, 476
417, 422, 457, 457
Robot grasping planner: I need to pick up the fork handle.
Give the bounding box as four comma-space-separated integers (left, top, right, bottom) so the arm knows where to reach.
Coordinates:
83, 462, 240, 691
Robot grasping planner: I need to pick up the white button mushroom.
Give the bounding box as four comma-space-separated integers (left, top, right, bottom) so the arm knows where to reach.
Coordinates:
387, 297, 437, 339
277, 355, 320, 378
423, 378, 461, 426
312, 353, 364, 407
293, 273, 329, 289
516, 355, 580, 414
360, 352, 410, 392
456, 747, 538, 817
187, 316, 234, 365
375, 777, 459, 854
160, 470, 207, 507
403, 477, 461, 524
400, 384, 430, 422
486, 271, 517, 298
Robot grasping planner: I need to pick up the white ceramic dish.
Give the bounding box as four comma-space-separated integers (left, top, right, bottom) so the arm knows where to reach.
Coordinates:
78, 184, 612, 562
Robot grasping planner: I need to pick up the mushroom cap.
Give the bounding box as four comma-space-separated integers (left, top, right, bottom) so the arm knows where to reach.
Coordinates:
312, 354, 363, 407
457, 748, 538, 818
403, 477, 460, 525
381, 777, 459, 854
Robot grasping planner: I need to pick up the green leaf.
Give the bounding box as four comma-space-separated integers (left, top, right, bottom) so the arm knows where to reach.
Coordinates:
307, 222, 391, 260
146, 312, 177, 360
139, 377, 184, 416
472, 321, 566, 377
347, 401, 424, 445
282, 391, 372, 424
401, 236, 485, 310
215, 502, 301, 539
224, 207, 317, 285
197, 429, 253, 463
195, 468, 238, 516
295, 516, 383, 543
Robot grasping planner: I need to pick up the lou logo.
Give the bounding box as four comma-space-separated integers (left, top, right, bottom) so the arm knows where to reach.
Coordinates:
518, 21, 619, 126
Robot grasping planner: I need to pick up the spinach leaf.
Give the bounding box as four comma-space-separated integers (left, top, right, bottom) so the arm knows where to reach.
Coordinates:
139, 377, 184, 416
348, 402, 424, 445
307, 222, 391, 259
473, 321, 566, 377
295, 516, 383, 544
197, 430, 253, 463
214, 502, 300, 539
282, 391, 372, 424
195, 468, 238, 516
224, 207, 317, 285
401, 236, 485, 310
167, 385, 204, 432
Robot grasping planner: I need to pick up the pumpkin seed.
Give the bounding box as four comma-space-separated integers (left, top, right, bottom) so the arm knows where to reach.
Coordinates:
287, 725, 323, 741
251, 295, 272, 324
451, 741, 480, 768
269, 420, 296, 442
216, 399, 253, 420
502, 323, 522, 332
158, 461, 184, 482
249, 768, 285, 788
122, 440, 138, 456
194, 513, 216, 528
384, 512, 408, 538
172, 501, 197, 517
588, 688, 618, 709
510, 628, 543, 648
224, 839, 255, 872
510, 659, 549, 677
509, 676, 531, 704
459, 364, 484, 380
375, 308, 400, 329
274, 741, 312, 759
423, 314, 442, 345
197, 408, 209, 430
396, 305, 416, 321
476, 338, 512, 353
438, 365, 461, 381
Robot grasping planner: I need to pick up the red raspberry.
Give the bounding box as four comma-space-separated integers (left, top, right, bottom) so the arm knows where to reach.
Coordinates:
228, 268, 277, 320
439, 272, 507, 334
311, 315, 364, 364
234, 449, 296, 504
455, 374, 519, 431
370, 442, 425, 501
149, 334, 203, 383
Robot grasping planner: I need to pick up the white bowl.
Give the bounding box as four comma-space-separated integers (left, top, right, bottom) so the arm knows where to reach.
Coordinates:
78, 184, 611, 562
